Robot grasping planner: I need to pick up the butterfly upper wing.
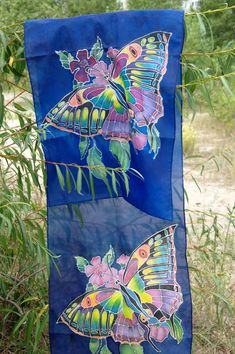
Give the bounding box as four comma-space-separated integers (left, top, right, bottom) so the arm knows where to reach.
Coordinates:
58, 288, 123, 338
123, 225, 183, 319
111, 31, 171, 126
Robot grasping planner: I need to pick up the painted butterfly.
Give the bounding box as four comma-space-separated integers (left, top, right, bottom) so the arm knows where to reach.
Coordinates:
45, 31, 171, 142
58, 225, 183, 352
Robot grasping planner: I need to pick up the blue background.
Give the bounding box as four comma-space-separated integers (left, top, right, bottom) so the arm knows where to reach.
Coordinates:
25, 9, 192, 354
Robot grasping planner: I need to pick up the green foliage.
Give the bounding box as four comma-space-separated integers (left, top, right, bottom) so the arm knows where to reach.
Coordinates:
120, 343, 144, 354
109, 140, 131, 171
90, 36, 103, 61
102, 245, 115, 266
75, 256, 89, 272
127, 0, 182, 10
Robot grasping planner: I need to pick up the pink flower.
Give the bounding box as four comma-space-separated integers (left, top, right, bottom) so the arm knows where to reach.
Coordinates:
89, 61, 113, 86
107, 47, 119, 59
69, 49, 96, 83
85, 256, 109, 287
116, 254, 129, 267
132, 131, 147, 150
103, 267, 124, 289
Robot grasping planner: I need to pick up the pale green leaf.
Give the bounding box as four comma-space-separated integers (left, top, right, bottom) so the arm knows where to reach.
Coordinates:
75, 256, 89, 273
109, 140, 130, 171
102, 245, 115, 266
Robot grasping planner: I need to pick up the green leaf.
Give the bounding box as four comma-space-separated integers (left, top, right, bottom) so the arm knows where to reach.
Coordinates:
120, 344, 144, 354
76, 167, 83, 194
89, 170, 95, 200
111, 170, 118, 196
220, 76, 234, 97
0, 85, 4, 128
90, 36, 103, 61
75, 256, 89, 272
87, 145, 107, 181
65, 167, 72, 193
102, 245, 115, 266
79, 137, 90, 159
109, 140, 130, 171
55, 165, 65, 190
89, 338, 101, 354
167, 314, 184, 344
13, 102, 27, 111
122, 171, 129, 196
100, 345, 112, 354
147, 124, 161, 159
55, 50, 74, 70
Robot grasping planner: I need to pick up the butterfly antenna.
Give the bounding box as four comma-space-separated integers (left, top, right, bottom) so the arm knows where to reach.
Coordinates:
147, 328, 161, 353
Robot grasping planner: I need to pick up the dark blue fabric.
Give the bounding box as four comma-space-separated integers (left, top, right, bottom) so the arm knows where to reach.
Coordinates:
25, 9, 192, 354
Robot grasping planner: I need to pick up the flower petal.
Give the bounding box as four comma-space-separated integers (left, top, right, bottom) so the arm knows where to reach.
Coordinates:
132, 132, 147, 150
85, 265, 94, 277
76, 49, 88, 61
88, 56, 97, 67
74, 68, 89, 83
69, 60, 80, 73
91, 256, 101, 266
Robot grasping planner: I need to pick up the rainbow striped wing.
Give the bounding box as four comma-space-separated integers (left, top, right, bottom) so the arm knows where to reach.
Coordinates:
58, 288, 123, 338
111, 31, 171, 127
123, 225, 183, 320
45, 84, 130, 139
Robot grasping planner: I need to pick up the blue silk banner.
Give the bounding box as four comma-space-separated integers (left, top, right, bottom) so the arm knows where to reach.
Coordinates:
25, 10, 192, 354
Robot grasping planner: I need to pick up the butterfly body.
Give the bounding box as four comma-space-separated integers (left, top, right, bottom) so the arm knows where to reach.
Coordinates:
58, 225, 183, 352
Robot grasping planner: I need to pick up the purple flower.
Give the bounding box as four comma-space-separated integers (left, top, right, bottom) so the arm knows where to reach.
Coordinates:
69, 49, 96, 83
89, 61, 113, 86
85, 256, 109, 287
132, 131, 147, 150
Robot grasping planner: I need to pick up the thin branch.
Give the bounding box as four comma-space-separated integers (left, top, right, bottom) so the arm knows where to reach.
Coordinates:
2, 79, 32, 95
0, 152, 125, 172
182, 47, 235, 57
185, 5, 235, 16
177, 71, 235, 89
5, 90, 25, 107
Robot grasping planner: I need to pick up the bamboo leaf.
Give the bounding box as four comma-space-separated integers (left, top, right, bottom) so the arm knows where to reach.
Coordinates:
65, 167, 72, 193
76, 167, 83, 194
122, 171, 129, 196
111, 170, 118, 196
55, 165, 65, 190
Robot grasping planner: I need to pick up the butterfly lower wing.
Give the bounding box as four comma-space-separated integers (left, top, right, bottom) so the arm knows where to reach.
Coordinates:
123, 225, 183, 318
58, 288, 123, 338
112, 311, 146, 344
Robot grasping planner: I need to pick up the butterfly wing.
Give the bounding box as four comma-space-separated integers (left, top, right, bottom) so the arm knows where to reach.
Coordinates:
58, 288, 123, 338
123, 225, 183, 320
45, 84, 131, 139
111, 31, 171, 126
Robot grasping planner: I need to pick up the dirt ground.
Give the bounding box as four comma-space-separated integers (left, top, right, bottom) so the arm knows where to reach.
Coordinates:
184, 112, 235, 215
